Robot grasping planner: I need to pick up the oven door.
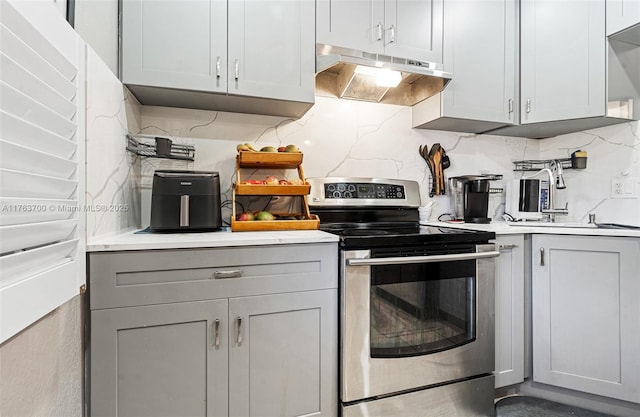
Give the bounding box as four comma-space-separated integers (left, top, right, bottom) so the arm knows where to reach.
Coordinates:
341, 244, 498, 403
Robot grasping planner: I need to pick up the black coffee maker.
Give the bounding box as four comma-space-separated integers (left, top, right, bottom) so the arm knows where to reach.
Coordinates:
449, 175, 501, 223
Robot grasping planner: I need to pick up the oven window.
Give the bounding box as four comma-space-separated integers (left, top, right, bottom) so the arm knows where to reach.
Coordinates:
369, 259, 476, 358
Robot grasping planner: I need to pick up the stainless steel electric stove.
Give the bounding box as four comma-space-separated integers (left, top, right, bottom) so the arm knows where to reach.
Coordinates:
308, 177, 498, 417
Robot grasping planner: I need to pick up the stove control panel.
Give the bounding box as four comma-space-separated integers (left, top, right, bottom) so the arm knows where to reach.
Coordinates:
324, 183, 405, 199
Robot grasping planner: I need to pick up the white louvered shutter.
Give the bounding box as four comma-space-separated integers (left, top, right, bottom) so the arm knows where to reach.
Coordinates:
0, 0, 86, 343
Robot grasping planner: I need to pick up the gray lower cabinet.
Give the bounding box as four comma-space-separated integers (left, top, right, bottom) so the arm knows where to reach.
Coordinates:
494, 235, 526, 388
89, 243, 338, 417
531, 235, 640, 403
91, 300, 230, 417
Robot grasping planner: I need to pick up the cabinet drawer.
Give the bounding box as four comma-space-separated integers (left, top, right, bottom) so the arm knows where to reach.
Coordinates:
89, 243, 338, 310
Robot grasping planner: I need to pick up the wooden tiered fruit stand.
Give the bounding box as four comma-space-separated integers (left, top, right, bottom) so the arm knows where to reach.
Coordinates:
231, 151, 320, 231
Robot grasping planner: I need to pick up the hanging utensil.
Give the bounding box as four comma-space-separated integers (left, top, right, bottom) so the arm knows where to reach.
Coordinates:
427, 143, 441, 197
440, 147, 450, 195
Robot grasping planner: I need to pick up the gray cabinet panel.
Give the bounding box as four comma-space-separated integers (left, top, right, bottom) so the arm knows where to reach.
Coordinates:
121, 0, 227, 93
532, 235, 640, 403
441, 0, 516, 124
90, 299, 229, 417
384, 0, 443, 63
607, 0, 640, 36
520, 0, 605, 124
227, 0, 315, 102
494, 235, 525, 388
89, 243, 338, 309
316, 0, 442, 62
229, 290, 338, 417
316, 0, 383, 54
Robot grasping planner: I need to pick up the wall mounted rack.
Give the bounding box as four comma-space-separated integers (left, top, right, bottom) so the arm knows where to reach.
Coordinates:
126, 134, 195, 161
512, 158, 573, 172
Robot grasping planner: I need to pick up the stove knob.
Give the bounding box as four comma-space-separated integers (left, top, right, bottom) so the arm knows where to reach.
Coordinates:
344, 191, 353, 198
332, 191, 342, 199
347, 184, 356, 192
338, 184, 346, 191
327, 184, 336, 192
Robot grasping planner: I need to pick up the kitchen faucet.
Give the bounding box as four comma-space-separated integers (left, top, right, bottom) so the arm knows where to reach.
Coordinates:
525, 167, 569, 222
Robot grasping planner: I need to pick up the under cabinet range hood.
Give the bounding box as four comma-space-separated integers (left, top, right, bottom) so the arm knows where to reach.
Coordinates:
315, 44, 452, 106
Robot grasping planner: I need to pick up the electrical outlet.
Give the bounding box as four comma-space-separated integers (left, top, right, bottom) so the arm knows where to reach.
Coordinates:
611, 178, 639, 199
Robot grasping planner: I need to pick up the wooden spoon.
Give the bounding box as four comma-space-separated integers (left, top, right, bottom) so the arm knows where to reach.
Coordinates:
433, 148, 442, 195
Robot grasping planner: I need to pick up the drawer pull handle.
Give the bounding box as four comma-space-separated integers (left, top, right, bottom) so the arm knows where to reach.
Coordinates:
213, 269, 242, 279
236, 316, 242, 345
540, 247, 545, 266
499, 244, 518, 250
214, 319, 220, 348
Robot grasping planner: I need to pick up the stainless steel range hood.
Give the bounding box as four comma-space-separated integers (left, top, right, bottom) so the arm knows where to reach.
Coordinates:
315, 44, 452, 106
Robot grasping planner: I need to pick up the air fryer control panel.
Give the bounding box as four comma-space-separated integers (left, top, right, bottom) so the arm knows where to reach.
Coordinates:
324, 183, 405, 199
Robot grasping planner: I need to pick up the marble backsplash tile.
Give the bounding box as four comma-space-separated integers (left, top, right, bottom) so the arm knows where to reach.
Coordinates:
85, 48, 139, 241
89, 78, 638, 230
133, 96, 540, 225
539, 121, 640, 226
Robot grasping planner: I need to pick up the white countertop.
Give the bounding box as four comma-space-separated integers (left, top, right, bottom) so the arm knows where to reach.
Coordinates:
423, 220, 640, 238
87, 228, 339, 252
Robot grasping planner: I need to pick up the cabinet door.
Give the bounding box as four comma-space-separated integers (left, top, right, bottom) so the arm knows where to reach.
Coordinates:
316, 0, 385, 54
384, 0, 443, 63
91, 300, 229, 417
494, 235, 525, 388
532, 235, 640, 403
227, 0, 315, 103
229, 290, 338, 417
520, 0, 605, 124
441, 0, 517, 124
121, 0, 227, 93
607, 0, 640, 36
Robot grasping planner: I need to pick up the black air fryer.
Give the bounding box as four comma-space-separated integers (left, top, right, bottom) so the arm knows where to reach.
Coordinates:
150, 170, 222, 231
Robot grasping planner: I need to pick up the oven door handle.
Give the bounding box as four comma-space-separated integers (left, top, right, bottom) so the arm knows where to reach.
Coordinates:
346, 251, 500, 266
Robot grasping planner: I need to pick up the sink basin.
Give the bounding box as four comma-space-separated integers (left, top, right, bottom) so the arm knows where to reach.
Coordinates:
505, 221, 596, 228
595, 223, 640, 230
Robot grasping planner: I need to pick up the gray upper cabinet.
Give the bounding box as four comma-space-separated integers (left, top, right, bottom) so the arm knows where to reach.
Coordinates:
227, 0, 315, 103
519, 0, 605, 124
120, 0, 315, 118
412, 0, 517, 132
607, 0, 640, 36
316, 0, 443, 63
121, 0, 227, 93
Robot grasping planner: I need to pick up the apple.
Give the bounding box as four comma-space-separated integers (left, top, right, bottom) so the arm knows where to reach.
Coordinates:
254, 211, 275, 221
277, 146, 286, 152
236, 211, 255, 221
265, 176, 279, 185
279, 179, 290, 185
